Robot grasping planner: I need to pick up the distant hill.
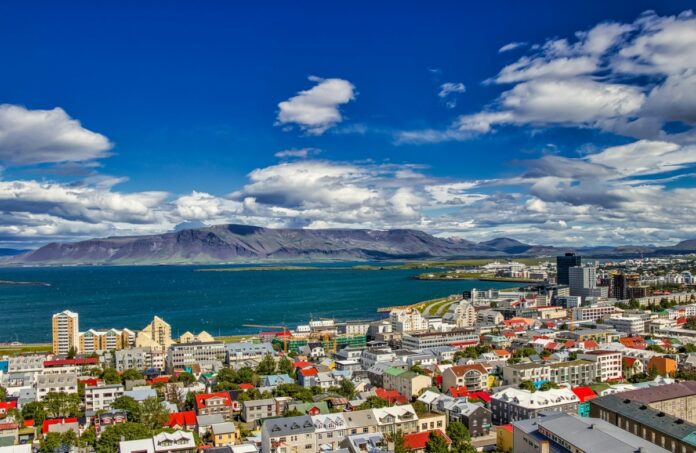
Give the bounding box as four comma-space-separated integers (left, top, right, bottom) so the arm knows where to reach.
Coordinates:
7, 224, 696, 265
0, 248, 29, 257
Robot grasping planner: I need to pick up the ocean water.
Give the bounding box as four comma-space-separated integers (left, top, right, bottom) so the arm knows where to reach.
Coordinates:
0, 264, 517, 343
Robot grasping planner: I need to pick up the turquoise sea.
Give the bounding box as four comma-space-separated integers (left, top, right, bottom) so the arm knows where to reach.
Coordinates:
0, 264, 517, 343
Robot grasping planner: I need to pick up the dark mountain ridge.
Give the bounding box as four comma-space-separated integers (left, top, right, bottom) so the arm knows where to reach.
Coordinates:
7, 224, 696, 265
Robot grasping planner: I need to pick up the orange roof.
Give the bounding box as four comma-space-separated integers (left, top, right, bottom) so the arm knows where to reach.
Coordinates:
583, 340, 599, 349
449, 363, 488, 377
375, 388, 408, 405
148, 376, 171, 384
239, 383, 255, 390
494, 349, 511, 356
498, 424, 513, 433
403, 430, 451, 450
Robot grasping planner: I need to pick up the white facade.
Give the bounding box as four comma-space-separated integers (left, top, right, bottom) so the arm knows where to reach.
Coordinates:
389, 309, 428, 333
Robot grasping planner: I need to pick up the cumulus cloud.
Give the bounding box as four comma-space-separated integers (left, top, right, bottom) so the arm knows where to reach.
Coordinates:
0, 104, 112, 165
400, 10, 696, 143
276, 76, 356, 135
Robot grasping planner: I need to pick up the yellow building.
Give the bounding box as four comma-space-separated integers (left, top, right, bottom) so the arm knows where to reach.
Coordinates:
211, 422, 238, 446
79, 328, 136, 353
179, 331, 215, 343
496, 424, 513, 453
52, 310, 79, 354
136, 316, 173, 351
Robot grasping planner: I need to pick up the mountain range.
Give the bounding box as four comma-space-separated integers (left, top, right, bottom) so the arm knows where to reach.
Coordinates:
6, 224, 696, 265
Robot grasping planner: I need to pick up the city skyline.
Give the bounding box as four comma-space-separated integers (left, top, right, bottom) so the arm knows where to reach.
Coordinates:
1, 1, 695, 248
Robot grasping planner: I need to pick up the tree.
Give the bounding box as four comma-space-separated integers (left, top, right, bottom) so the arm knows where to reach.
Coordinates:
412, 400, 428, 415
235, 367, 256, 385
21, 401, 46, 425
139, 397, 170, 430
337, 379, 356, 399
392, 430, 409, 453
79, 426, 97, 449
111, 396, 141, 422
425, 431, 449, 453
257, 354, 276, 375
66, 346, 77, 359
518, 380, 536, 393
40, 432, 63, 453
0, 386, 5, 402
97, 422, 151, 453
6, 408, 23, 426
684, 317, 696, 331
277, 356, 293, 375
358, 396, 390, 410
216, 367, 237, 383
121, 369, 145, 382
173, 372, 196, 386
164, 384, 186, 411
101, 368, 122, 385
43, 392, 81, 418
446, 421, 472, 450
539, 381, 559, 391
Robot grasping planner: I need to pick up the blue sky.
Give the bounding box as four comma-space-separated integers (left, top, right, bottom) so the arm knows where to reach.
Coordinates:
1, 1, 695, 247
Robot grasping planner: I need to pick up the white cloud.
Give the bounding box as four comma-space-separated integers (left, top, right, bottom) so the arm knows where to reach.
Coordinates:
438, 82, 466, 98
0, 104, 112, 165
274, 148, 321, 159
499, 42, 526, 53
276, 76, 356, 135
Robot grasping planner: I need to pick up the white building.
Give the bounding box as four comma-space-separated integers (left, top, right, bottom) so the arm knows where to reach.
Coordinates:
443, 300, 476, 328
84, 383, 125, 412
579, 350, 622, 381
605, 316, 645, 335
389, 308, 428, 333
36, 373, 78, 401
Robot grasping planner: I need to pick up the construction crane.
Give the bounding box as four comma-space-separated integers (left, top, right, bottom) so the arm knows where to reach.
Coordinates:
243, 324, 290, 353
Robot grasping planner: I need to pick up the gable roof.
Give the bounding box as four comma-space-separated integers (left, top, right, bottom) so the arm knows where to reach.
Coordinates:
403, 430, 451, 450
165, 411, 197, 427
195, 392, 232, 409
448, 363, 488, 376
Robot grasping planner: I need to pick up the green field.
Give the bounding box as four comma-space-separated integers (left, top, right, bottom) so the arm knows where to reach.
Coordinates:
0, 343, 52, 355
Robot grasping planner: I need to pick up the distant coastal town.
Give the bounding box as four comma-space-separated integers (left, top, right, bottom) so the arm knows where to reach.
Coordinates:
2, 253, 696, 453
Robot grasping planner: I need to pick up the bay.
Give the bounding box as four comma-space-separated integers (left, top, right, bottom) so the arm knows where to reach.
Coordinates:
0, 264, 517, 343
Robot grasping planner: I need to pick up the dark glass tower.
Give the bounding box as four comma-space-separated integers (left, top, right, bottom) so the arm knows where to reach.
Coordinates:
557, 252, 581, 285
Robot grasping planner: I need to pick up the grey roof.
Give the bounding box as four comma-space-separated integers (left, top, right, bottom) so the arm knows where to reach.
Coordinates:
211, 422, 236, 435
591, 395, 696, 446
262, 415, 315, 436
538, 412, 670, 453
197, 414, 225, 426
226, 342, 274, 353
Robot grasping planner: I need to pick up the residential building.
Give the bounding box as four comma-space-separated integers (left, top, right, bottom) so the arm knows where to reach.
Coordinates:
446, 401, 492, 437
79, 328, 135, 353
52, 310, 79, 355
609, 382, 696, 424
572, 304, 619, 321
490, 387, 579, 424
226, 343, 275, 363
114, 347, 166, 372
243, 398, 285, 423
36, 373, 78, 401
195, 392, 235, 420
442, 364, 488, 392
401, 329, 479, 350
311, 414, 347, 451
119, 430, 196, 453
360, 348, 396, 369
443, 300, 476, 328
605, 316, 646, 335
477, 310, 504, 325
579, 350, 623, 381
84, 384, 124, 412
179, 331, 215, 344
512, 412, 669, 453
211, 422, 239, 447
382, 368, 432, 398
167, 342, 226, 369
590, 395, 696, 453
261, 415, 316, 453
136, 316, 174, 351
647, 357, 678, 377
389, 308, 428, 333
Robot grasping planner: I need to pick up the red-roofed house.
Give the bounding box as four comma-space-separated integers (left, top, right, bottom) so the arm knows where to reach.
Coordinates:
165, 411, 197, 430
623, 357, 644, 378
0, 401, 17, 417
238, 383, 255, 391
580, 340, 599, 350
42, 418, 79, 434
43, 357, 98, 368
292, 360, 311, 369
403, 430, 451, 452
447, 386, 469, 398
78, 378, 103, 387
147, 376, 171, 385
195, 392, 233, 420
374, 388, 408, 405
297, 367, 318, 387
